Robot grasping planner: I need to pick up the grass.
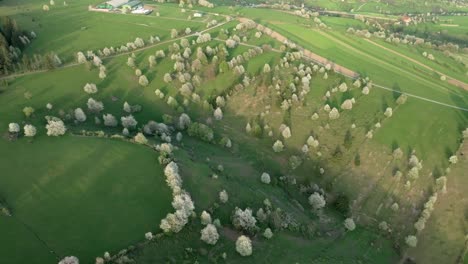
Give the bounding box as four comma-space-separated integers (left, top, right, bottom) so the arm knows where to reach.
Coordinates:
0, 0, 205, 62
0, 136, 173, 263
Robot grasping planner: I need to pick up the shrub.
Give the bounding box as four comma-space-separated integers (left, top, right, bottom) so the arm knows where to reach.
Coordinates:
308, 192, 326, 210
260, 172, 271, 184
200, 224, 219, 245
187, 122, 214, 142
24, 124, 37, 137
236, 235, 252, 256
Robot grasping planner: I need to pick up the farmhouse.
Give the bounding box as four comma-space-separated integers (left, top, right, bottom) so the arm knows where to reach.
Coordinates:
193, 12, 203, 17
96, 0, 142, 10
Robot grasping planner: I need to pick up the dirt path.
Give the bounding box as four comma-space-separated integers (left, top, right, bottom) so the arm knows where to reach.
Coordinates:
364, 38, 468, 91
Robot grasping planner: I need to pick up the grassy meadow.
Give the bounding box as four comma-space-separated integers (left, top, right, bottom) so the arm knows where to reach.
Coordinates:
0, 0, 467, 263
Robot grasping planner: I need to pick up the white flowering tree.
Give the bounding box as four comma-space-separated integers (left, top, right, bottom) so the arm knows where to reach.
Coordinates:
219, 190, 229, 203
308, 192, 326, 210
200, 224, 219, 245
74, 108, 86, 122
121, 115, 138, 129
46, 117, 66, 136
236, 235, 252, 256
272, 140, 284, 152
8, 123, 20, 133
260, 172, 271, 184
58, 256, 79, 264
201, 211, 212, 225
232, 207, 257, 231
344, 218, 356, 231
83, 83, 98, 94
87, 98, 104, 113
24, 124, 37, 137
103, 114, 118, 127
214, 107, 223, 120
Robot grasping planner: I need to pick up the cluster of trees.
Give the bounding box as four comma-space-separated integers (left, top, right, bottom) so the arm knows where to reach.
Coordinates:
160, 162, 195, 233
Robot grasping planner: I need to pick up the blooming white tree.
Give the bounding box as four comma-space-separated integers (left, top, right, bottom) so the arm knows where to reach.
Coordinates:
263, 228, 273, 239
341, 99, 353, 110
308, 192, 326, 210
362, 86, 370, 95
201, 211, 212, 225
87, 98, 104, 113
219, 190, 229, 203
282, 126, 291, 139
260, 172, 271, 184
74, 108, 86, 122
46, 103, 53, 110
134, 133, 148, 144
178, 113, 191, 130
236, 235, 252, 256
214, 107, 223, 120
338, 83, 348, 92
58, 256, 79, 264
405, 235, 417, 247
272, 140, 284, 152
344, 218, 356, 231
83, 83, 98, 94
103, 114, 117, 127
8, 123, 20, 133
232, 207, 257, 231
77, 52, 87, 64
329, 108, 340, 120
121, 115, 138, 129
24, 124, 36, 137
139, 75, 149, 86
145, 232, 153, 240
123, 102, 132, 113
449, 155, 458, 164
200, 224, 219, 245
46, 118, 66, 136
384, 107, 393, 117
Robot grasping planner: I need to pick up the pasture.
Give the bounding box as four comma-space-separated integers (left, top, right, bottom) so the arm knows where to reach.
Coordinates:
0, 0, 467, 263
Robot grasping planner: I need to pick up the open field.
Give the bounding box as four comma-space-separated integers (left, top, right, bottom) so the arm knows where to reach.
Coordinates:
0, 1, 467, 263
0, 136, 173, 263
